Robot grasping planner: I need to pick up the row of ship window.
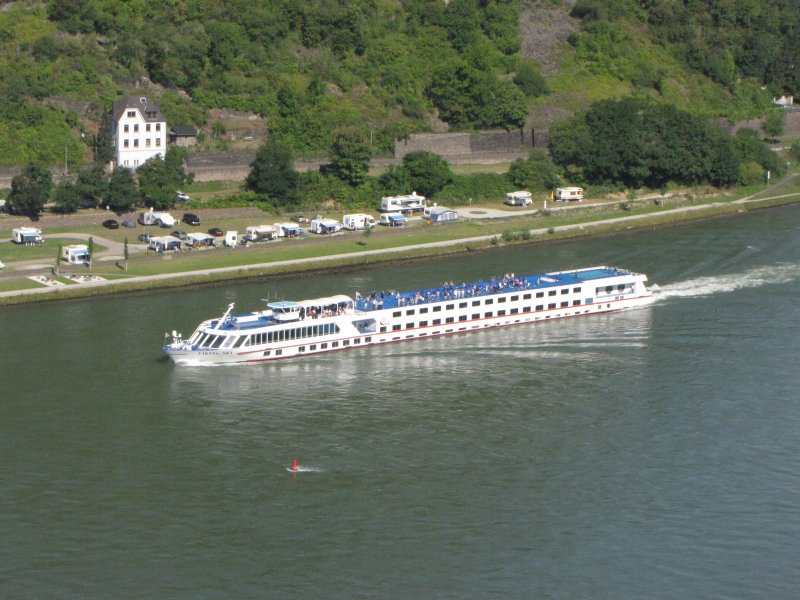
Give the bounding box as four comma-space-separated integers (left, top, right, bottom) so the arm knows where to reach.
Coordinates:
263, 336, 374, 356
387, 301, 587, 331
197, 323, 341, 348
391, 287, 592, 318
387, 284, 627, 318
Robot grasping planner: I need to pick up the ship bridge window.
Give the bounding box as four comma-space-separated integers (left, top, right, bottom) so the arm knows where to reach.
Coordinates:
210, 336, 225, 348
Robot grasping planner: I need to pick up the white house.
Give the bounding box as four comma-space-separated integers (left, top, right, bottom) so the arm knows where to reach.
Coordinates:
111, 95, 167, 170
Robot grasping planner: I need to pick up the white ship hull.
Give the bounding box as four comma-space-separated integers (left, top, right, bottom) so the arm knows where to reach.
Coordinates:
164, 266, 653, 366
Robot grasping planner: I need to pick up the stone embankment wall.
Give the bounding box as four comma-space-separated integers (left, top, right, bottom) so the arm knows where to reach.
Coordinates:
393, 128, 547, 161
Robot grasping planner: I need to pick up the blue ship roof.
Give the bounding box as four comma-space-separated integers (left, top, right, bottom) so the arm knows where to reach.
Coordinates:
354, 266, 630, 312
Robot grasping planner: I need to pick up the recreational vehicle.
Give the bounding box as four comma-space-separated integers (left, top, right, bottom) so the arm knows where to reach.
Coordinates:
243, 225, 278, 243
309, 218, 342, 234
224, 231, 239, 247
505, 191, 532, 206
554, 187, 584, 202
61, 244, 89, 264
342, 214, 376, 230
380, 192, 426, 213
11, 227, 43, 245
379, 213, 407, 227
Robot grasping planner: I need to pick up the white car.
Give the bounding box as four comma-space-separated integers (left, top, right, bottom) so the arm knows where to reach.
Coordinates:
0, 260, 5, 269
176, 191, 190, 202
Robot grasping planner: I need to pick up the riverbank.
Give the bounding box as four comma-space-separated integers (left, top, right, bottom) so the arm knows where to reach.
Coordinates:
1, 177, 799, 306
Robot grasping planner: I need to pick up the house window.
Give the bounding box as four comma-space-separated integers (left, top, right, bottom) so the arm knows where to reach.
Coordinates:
133, 139, 139, 147
127, 111, 135, 118
146, 124, 151, 132
134, 124, 139, 133
123, 140, 129, 148
156, 123, 161, 132
124, 124, 129, 133
146, 139, 151, 147
155, 139, 161, 147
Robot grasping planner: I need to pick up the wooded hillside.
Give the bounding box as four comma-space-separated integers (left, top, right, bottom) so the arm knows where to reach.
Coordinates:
0, 0, 797, 168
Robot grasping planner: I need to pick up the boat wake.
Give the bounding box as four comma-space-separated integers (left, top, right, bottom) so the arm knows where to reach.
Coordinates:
653, 262, 800, 300
286, 466, 322, 473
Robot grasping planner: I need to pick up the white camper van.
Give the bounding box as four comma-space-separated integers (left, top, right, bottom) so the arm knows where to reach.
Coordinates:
61, 244, 89, 264
554, 187, 584, 202
342, 213, 375, 230
505, 191, 532, 206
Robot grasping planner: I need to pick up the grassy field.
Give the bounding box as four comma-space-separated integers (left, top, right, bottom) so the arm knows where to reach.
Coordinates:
1, 173, 799, 303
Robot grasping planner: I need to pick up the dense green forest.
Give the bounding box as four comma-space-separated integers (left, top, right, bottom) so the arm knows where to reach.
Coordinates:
1, 0, 798, 171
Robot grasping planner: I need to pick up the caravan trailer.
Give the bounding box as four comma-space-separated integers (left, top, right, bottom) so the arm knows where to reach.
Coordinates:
243, 225, 277, 243
61, 244, 89, 264
12, 227, 43, 245
554, 187, 584, 202
342, 214, 375, 230
380, 192, 426, 213
309, 218, 342, 234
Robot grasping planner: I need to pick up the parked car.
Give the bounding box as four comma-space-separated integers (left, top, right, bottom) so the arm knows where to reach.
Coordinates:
121, 219, 136, 228
172, 230, 188, 240
183, 213, 201, 226
103, 219, 119, 229
291, 215, 309, 224
138, 232, 153, 243
208, 227, 224, 237
176, 191, 190, 202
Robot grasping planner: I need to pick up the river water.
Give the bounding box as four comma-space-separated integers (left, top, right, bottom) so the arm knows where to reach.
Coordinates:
2, 206, 800, 598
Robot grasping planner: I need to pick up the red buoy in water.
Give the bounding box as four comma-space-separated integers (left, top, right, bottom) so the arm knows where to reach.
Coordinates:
292, 459, 298, 472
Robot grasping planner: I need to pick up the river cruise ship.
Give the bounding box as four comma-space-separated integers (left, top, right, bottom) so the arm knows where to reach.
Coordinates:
163, 266, 653, 365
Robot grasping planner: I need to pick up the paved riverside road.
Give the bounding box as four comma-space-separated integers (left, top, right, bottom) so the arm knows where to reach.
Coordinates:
1, 181, 798, 299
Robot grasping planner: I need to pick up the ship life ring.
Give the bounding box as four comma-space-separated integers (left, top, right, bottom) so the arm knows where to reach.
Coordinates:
380, 317, 389, 326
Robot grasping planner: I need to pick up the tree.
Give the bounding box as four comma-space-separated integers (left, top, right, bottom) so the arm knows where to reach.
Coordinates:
245, 138, 300, 207
329, 127, 371, 187
77, 163, 108, 208
137, 154, 180, 210
107, 168, 138, 213
513, 60, 549, 98
762, 110, 785, 141
53, 181, 82, 213
87, 236, 94, 270
508, 150, 561, 191
399, 151, 454, 199
9, 163, 53, 218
